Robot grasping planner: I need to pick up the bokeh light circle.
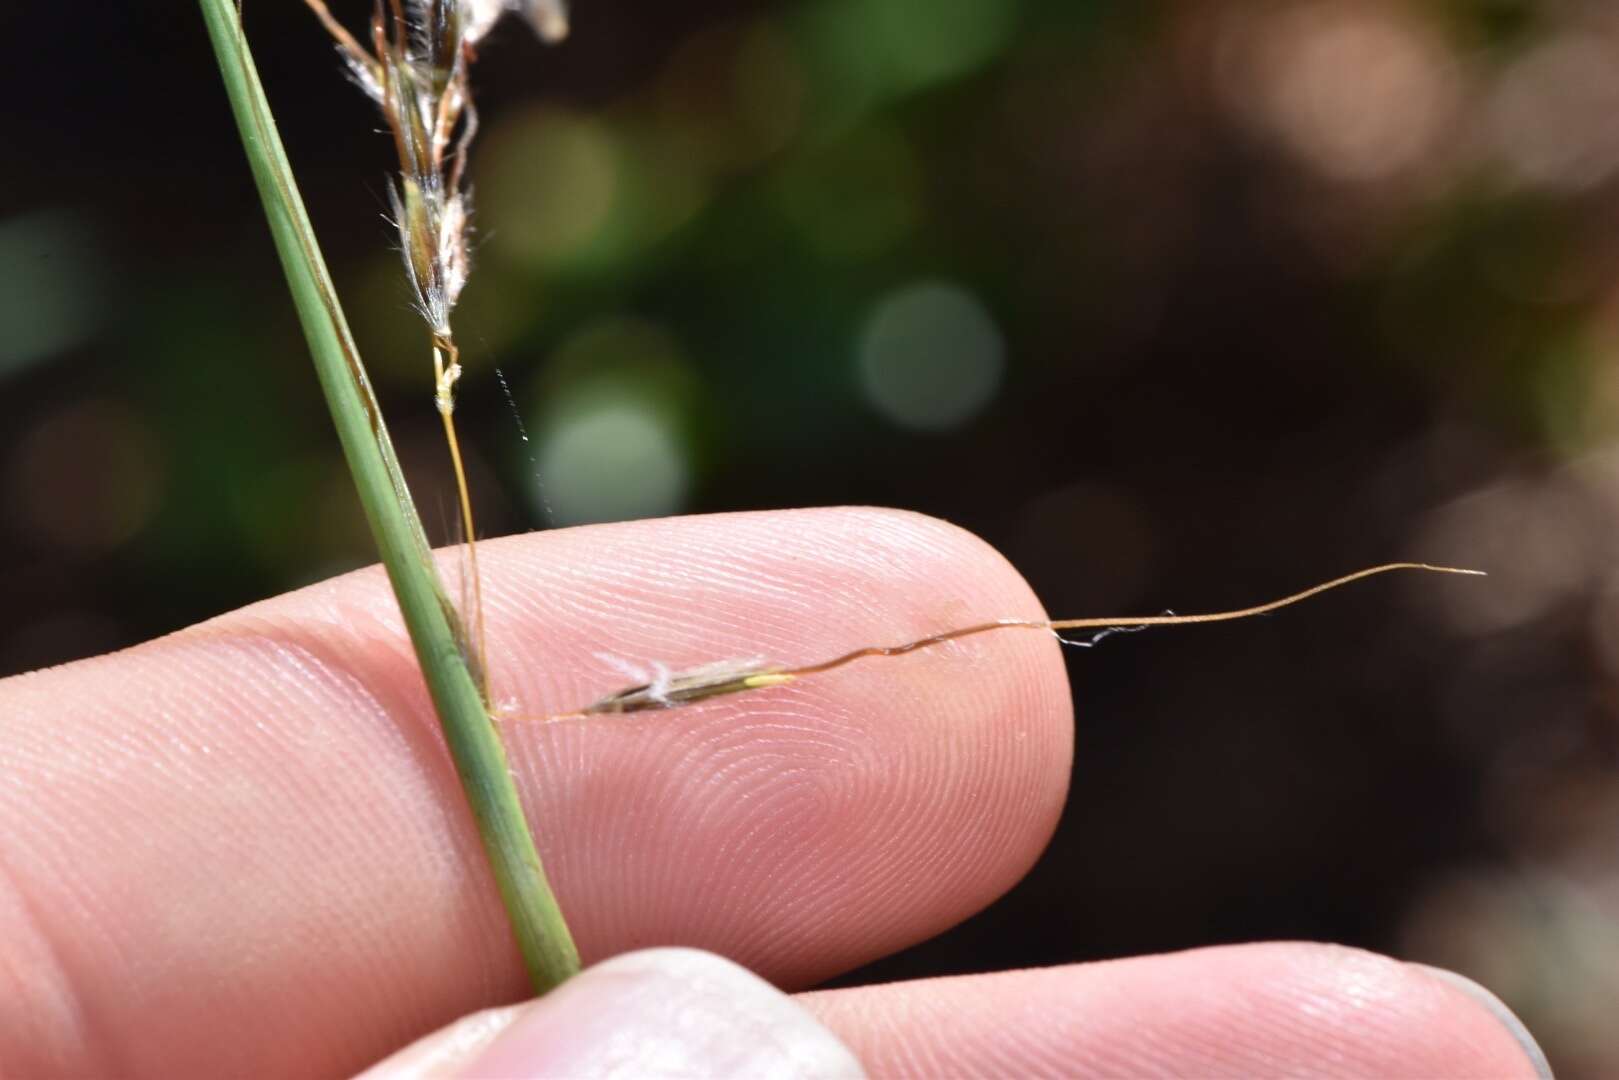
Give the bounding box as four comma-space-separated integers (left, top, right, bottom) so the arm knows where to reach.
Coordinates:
858, 280, 1005, 432
535, 404, 689, 526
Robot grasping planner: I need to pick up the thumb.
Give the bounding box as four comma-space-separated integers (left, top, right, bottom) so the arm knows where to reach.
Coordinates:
358, 948, 866, 1079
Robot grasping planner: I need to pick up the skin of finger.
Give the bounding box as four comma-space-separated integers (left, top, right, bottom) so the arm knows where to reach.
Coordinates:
0, 508, 1072, 1078
359, 947, 864, 1079
798, 942, 1547, 1078
357, 1003, 524, 1080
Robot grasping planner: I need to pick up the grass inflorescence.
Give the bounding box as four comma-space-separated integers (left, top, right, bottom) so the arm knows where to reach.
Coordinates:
301, 0, 569, 691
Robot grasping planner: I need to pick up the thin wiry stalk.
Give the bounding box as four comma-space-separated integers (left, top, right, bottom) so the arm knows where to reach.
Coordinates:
198, 0, 579, 993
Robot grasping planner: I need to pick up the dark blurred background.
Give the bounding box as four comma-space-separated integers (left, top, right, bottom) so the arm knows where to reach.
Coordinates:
5, 0, 1618, 1072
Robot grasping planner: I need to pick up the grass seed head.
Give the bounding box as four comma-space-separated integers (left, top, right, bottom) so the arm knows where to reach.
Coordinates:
304, 0, 565, 366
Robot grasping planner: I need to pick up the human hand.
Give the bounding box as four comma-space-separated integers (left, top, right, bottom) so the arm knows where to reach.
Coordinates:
0, 509, 1549, 1077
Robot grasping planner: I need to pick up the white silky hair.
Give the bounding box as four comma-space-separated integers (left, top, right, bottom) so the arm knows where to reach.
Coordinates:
593, 653, 774, 707
465, 0, 569, 45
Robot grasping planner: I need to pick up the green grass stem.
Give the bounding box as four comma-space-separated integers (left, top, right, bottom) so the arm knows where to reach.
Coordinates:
197, 0, 580, 994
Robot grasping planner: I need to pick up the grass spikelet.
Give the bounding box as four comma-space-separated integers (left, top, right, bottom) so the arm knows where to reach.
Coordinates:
542, 563, 1485, 719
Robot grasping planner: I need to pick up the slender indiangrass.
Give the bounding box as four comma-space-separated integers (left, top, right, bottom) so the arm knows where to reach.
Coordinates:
197, 0, 579, 993
199, 0, 1483, 997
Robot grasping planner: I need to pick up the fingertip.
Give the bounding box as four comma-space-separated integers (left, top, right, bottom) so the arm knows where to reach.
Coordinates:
379, 949, 863, 1079
486, 508, 1075, 983
357, 1004, 524, 1080
801, 943, 1554, 1078
1409, 964, 1553, 1080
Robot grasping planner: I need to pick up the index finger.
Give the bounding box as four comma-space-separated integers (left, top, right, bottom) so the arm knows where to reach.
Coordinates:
0, 508, 1072, 1077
